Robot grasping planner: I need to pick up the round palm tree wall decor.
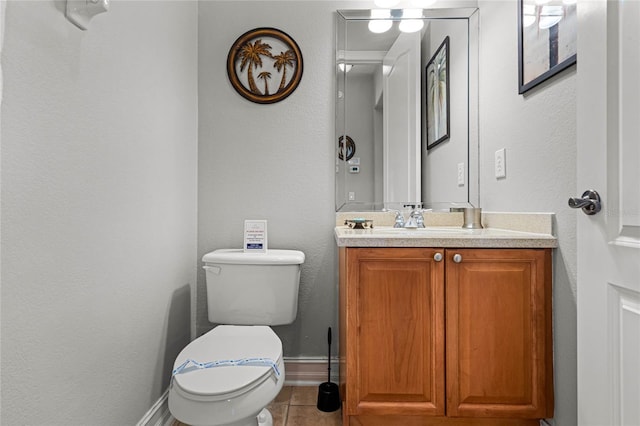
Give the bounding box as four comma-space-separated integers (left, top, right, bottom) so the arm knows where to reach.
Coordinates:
227, 27, 303, 104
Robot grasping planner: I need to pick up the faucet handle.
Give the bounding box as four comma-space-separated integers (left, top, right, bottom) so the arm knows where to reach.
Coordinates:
383, 208, 405, 228
414, 212, 425, 228
408, 206, 428, 228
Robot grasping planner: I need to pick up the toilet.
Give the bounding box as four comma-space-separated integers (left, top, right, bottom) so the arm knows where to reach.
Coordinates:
169, 249, 305, 426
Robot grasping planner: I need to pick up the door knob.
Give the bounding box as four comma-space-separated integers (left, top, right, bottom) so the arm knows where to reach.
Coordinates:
568, 189, 602, 215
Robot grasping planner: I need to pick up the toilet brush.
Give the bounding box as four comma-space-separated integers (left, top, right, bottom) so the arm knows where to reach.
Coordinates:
316, 327, 341, 412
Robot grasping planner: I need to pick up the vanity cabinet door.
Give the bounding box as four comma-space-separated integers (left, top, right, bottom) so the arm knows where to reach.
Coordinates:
341, 247, 445, 417
445, 248, 554, 419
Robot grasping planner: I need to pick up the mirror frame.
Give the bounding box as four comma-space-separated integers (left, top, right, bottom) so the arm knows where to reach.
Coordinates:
335, 8, 479, 212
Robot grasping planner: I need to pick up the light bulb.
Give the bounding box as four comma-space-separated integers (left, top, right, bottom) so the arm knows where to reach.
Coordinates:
399, 9, 424, 33
374, 0, 400, 8
369, 9, 393, 34
411, 0, 437, 7
369, 20, 393, 33
402, 8, 423, 18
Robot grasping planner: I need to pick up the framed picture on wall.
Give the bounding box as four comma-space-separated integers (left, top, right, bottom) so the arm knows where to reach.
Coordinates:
426, 36, 450, 150
518, 0, 577, 94
227, 27, 304, 104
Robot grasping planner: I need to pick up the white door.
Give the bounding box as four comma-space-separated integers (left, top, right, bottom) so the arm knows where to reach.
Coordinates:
576, 1, 640, 425
382, 32, 421, 205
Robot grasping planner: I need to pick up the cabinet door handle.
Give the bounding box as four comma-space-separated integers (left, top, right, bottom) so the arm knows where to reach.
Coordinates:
434, 253, 443, 262
453, 254, 462, 263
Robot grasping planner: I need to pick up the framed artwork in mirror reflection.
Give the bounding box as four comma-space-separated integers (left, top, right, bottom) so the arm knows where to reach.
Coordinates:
338, 135, 356, 161
425, 36, 450, 150
518, 0, 576, 94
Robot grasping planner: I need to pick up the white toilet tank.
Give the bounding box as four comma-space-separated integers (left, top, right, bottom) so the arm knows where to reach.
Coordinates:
202, 249, 305, 326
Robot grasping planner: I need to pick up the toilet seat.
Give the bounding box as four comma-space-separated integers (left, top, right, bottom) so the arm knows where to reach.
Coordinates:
171, 325, 282, 402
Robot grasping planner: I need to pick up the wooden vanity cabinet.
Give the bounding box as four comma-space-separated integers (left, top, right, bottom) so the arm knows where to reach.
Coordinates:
339, 247, 446, 419
339, 247, 553, 426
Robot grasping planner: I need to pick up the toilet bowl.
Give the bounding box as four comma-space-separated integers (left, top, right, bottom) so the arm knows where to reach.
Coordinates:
169, 325, 285, 426
168, 249, 304, 426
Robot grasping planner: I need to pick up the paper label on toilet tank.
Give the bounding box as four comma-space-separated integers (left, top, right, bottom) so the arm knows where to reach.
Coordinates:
244, 220, 267, 253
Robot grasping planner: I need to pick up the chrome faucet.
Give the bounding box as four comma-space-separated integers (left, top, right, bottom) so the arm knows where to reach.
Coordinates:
404, 207, 425, 229
385, 206, 427, 228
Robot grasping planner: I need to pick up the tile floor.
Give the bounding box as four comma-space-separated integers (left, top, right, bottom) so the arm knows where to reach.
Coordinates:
172, 386, 342, 426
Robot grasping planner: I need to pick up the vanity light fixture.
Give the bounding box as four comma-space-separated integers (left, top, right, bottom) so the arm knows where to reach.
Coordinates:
411, 0, 437, 7
374, 0, 400, 8
398, 8, 424, 33
368, 9, 393, 33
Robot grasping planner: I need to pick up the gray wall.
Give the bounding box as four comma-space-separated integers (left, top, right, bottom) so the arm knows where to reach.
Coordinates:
478, 2, 577, 425
344, 73, 376, 203
0, 1, 198, 424
422, 18, 469, 204
197, 1, 355, 356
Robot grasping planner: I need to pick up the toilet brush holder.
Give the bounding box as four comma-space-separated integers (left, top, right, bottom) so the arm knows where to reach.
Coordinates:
317, 327, 341, 412
317, 381, 341, 412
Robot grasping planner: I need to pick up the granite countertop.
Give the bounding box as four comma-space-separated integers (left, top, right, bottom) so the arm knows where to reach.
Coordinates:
334, 212, 558, 249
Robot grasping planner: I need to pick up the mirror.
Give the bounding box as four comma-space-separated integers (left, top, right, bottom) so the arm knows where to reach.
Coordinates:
335, 8, 479, 212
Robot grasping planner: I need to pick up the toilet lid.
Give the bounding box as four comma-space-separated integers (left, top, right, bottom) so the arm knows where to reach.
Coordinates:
172, 325, 282, 398
202, 249, 305, 265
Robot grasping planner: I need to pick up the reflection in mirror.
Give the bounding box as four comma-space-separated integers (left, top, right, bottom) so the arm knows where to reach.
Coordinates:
335, 8, 479, 212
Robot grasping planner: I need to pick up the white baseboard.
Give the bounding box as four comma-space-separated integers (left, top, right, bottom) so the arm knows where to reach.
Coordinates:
136, 389, 173, 426
144, 357, 338, 426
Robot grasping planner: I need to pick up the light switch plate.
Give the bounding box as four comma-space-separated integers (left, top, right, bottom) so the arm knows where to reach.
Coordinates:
495, 148, 506, 179
457, 163, 465, 186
